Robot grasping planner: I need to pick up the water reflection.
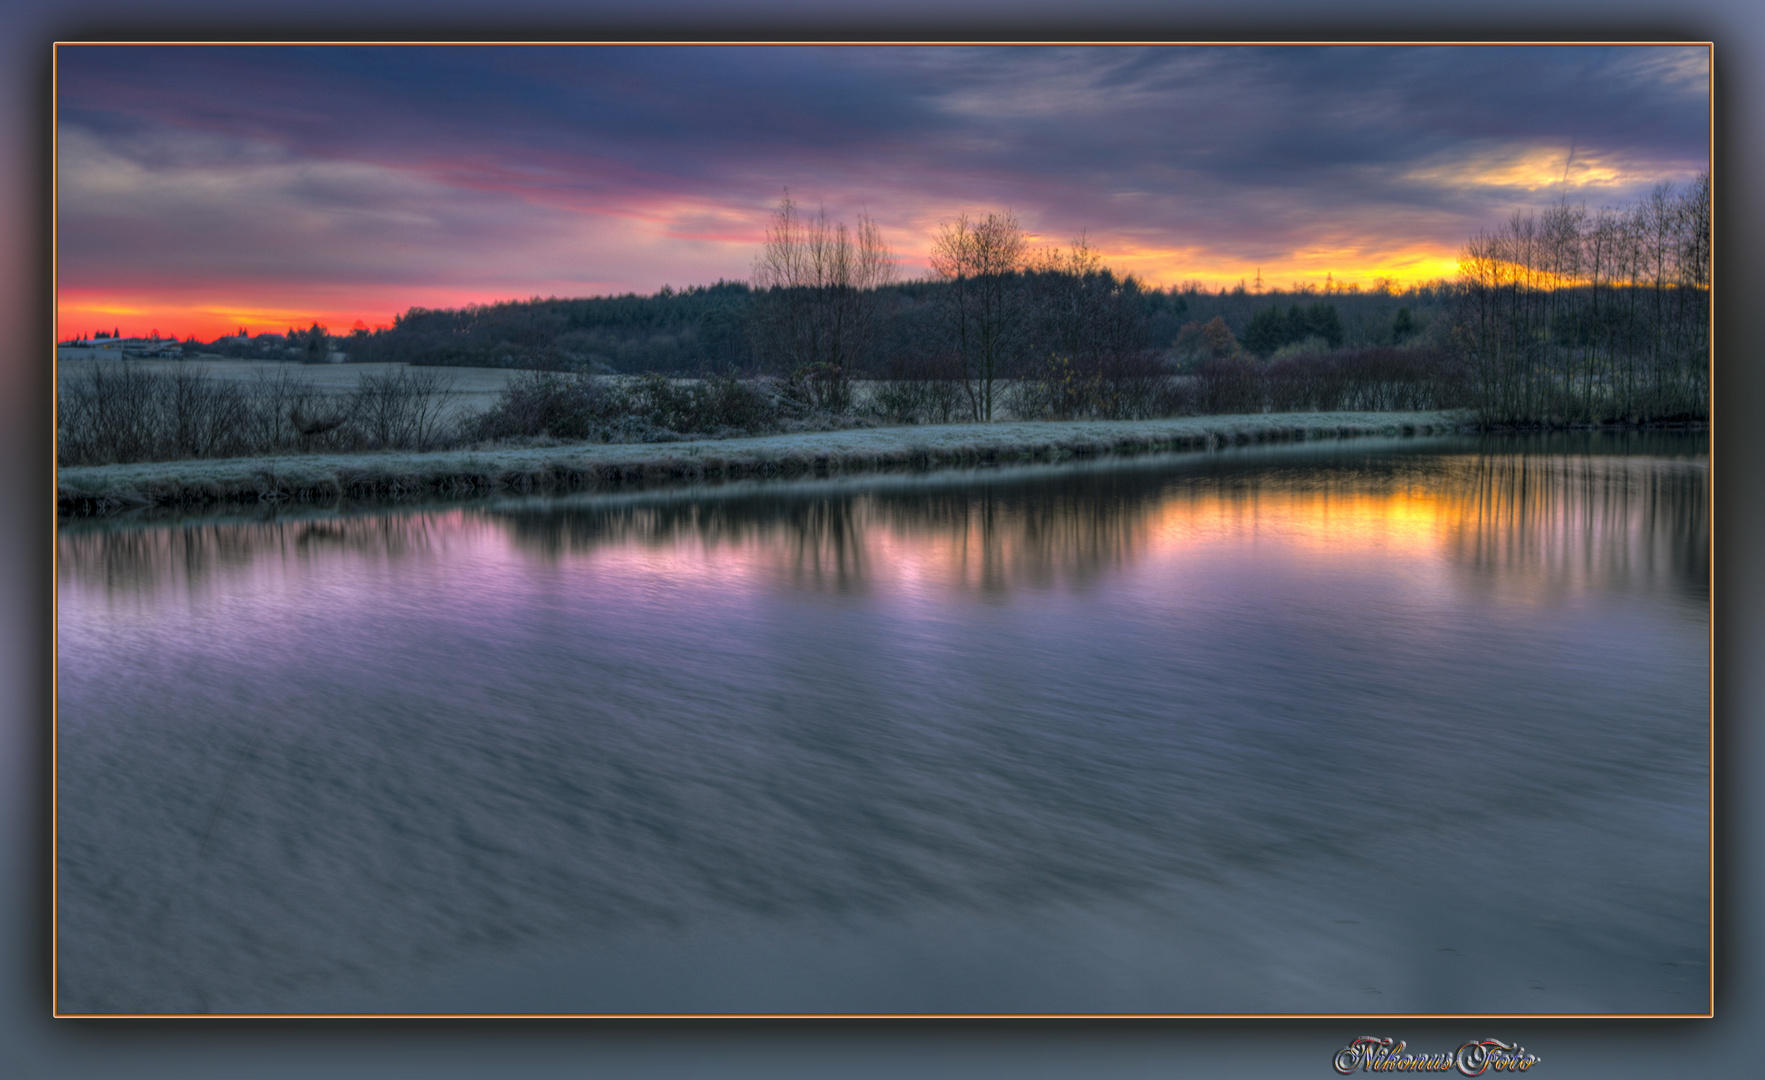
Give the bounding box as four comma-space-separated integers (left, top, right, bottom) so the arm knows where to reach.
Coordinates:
1450, 453, 1708, 603
55, 434, 1709, 1015
61, 436, 1710, 606
59, 513, 457, 597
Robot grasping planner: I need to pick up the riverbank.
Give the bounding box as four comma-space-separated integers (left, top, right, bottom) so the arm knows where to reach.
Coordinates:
57, 410, 1469, 516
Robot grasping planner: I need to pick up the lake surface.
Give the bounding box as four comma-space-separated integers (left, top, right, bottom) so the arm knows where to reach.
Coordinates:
55, 433, 1710, 1015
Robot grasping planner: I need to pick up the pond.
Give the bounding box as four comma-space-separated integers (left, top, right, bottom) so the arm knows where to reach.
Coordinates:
55, 432, 1710, 1015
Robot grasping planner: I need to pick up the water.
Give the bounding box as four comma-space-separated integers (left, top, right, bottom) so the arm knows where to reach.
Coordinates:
55, 433, 1710, 1015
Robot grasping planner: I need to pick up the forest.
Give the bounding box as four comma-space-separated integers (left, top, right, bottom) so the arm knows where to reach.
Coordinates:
262, 270, 1447, 384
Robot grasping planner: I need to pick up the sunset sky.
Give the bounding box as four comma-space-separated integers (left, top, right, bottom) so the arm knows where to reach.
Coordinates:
54, 43, 1711, 342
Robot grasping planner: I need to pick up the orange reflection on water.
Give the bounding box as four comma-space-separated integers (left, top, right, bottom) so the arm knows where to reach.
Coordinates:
1147, 485, 1450, 555
58, 448, 1708, 617
486, 453, 1704, 613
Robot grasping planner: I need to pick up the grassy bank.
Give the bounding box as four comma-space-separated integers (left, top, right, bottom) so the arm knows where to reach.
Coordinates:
58, 411, 1469, 517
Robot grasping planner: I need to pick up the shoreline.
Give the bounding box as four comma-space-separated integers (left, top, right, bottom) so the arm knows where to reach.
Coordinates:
53, 410, 1599, 517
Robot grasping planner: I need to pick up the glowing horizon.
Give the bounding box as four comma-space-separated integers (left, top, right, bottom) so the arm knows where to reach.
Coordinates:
55, 44, 1710, 345
55, 263, 1478, 344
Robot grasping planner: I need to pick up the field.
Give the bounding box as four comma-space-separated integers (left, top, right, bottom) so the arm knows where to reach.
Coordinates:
55, 354, 522, 423
52, 356, 971, 424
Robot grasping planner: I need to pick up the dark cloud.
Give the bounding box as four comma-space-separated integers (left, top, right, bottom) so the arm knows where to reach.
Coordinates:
55, 43, 1710, 312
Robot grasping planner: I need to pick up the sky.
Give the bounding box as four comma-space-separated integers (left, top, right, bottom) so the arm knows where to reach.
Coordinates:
54, 43, 1711, 342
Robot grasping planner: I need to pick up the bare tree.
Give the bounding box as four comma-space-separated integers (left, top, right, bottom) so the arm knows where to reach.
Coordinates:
1452, 172, 1709, 424
352, 367, 458, 451
929, 211, 1027, 421
1015, 236, 1161, 419
749, 191, 895, 409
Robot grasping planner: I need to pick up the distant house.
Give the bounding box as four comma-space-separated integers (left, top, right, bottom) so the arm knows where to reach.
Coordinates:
65, 336, 183, 357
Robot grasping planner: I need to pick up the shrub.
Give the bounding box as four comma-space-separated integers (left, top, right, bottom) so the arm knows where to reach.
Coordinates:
689, 371, 784, 433
58, 361, 255, 464
1172, 317, 1239, 369
1009, 354, 1096, 421
470, 370, 628, 442
871, 352, 967, 425
352, 367, 458, 451
1194, 355, 1262, 414
631, 371, 784, 436
1204, 345, 1469, 417
1009, 351, 1180, 421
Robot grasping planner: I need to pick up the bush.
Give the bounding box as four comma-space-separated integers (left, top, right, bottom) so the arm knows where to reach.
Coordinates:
1195, 345, 1468, 417
777, 363, 850, 414
631, 371, 784, 436
469, 370, 629, 442
1268, 335, 1332, 362
57, 361, 480, 465
1007, 354, 1095, 421
871, 352, 967, 425
1263, 351, 1346, 412
1009, 351, 1180, 421
247, 367, 335, 452
352, 367, 458, 451
1194, 355, 1262, 414
1172, 316, 1240, 369
1332, 345, 1465, 411
693, 371, 786, 433
468, 370, 794, 444
59, 362, 255, 465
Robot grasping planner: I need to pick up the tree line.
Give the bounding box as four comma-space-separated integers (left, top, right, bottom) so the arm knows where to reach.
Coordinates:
189, 196, 1453, 392
281, 199, 1447, 419
1451, 172, 1710, 424
125, 177, 1708, 460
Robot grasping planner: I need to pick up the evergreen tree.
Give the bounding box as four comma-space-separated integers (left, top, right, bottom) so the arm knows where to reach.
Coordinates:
1307, 302, 1344, 348
1285, 305, 1309, 346
1244, 307, 1287, 356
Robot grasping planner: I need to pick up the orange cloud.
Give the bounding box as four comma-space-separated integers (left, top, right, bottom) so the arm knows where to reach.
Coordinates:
1403, 143, 1647, 193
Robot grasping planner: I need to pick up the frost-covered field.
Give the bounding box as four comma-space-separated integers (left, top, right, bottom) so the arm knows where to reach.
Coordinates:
57, 410, 1468, 515
52, 360, 981, 426
55, 357, 521, 422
